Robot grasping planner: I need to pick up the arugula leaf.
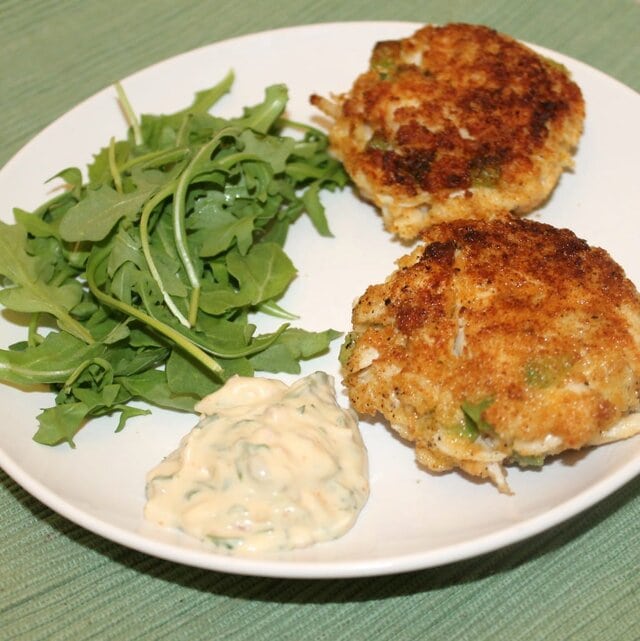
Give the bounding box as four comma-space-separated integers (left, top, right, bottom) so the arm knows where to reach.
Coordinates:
175, 70, 235, 117
0, 221, 93, 343
226, 243, 296, 305
118, 369, 198, 412
34, 402, 91, 446
249, 328, 341, 374
164, 349, 253, 399
58, 170, 158, 242
0, 74, 346, 445
89, 140, 132, 186
234, 84, 288, 134
0, 281, 83, 316
0, 332, 105, 386
192, 204, 256, 258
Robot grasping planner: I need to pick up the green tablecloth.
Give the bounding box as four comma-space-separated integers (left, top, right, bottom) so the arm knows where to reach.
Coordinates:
1, 1, 639, 639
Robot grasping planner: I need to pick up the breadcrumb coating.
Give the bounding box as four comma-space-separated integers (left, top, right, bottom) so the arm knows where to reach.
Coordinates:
311, 23, 585, 239
342, 217, 640, 492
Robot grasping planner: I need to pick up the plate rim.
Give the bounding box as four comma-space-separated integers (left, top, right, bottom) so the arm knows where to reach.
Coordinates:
1, 20, 640, 579
3, 439, 640, 578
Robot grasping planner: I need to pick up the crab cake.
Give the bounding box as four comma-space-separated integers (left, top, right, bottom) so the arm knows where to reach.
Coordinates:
341, 217, 640, 492
311, 23, 585, 239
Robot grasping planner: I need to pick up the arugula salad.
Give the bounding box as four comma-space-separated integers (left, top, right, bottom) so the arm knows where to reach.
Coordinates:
0, 72, 347, 446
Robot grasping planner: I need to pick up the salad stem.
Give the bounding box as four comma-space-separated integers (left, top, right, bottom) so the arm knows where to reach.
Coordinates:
139, 183, 191, 328
172, 127, 242, 327
86, 247, 223, 374
115, 82, 143, 146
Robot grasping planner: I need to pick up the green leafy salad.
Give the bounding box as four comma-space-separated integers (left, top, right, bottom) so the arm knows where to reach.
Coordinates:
0, 72, 347, 446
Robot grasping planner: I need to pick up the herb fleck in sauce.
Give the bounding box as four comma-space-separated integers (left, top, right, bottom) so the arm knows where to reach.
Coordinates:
145, 372, 369, 555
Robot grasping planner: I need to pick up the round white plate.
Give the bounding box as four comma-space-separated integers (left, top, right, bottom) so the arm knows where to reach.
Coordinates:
1, 22, 639, 579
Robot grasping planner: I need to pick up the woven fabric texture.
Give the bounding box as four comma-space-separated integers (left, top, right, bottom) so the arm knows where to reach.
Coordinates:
1, 1, 639, 640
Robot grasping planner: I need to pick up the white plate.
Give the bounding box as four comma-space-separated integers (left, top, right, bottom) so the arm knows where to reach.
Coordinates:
1, 22, 640, 579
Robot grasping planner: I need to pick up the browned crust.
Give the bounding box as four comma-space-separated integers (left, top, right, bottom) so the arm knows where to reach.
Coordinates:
313, 23, 586, 238
343, 217, 640, 481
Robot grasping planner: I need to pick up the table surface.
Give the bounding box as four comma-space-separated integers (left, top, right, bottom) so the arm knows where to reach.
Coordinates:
1, 1, 639, 639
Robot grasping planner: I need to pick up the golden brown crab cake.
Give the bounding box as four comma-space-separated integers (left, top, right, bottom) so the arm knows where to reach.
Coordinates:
341, 217, 640, 492
311, 23, 585, 239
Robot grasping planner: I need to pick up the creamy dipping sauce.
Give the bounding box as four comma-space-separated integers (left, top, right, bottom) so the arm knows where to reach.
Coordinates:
144, 372, 369, 555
